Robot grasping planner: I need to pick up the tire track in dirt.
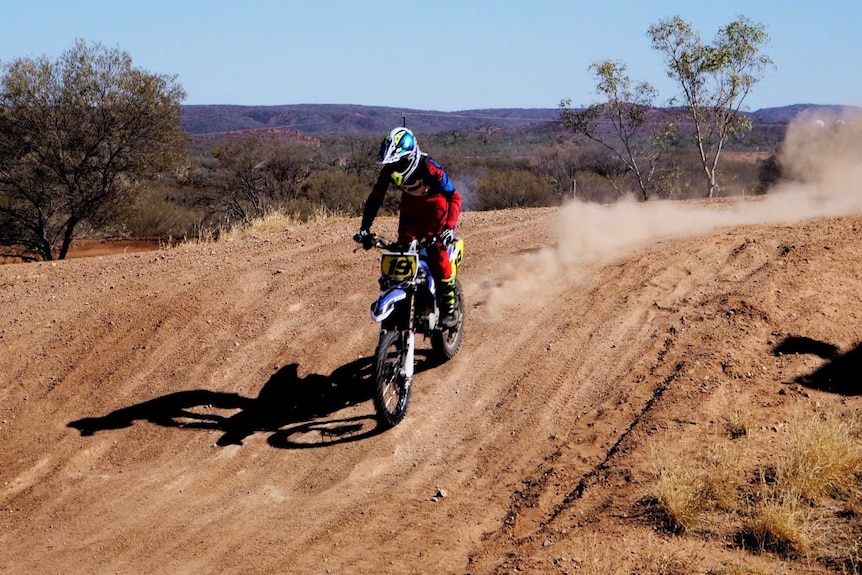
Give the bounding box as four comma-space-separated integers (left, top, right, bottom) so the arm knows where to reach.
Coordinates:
2, 209, 861, 575
465, 215, 862, 574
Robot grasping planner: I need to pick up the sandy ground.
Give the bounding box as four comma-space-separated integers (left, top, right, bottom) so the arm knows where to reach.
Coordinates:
2, 117, 862, 575
1, 196, 860, 574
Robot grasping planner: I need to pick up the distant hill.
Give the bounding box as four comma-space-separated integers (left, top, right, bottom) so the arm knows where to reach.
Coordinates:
747, 103, 857, 124
180, 103, 855, 138
181, 104, 560, 137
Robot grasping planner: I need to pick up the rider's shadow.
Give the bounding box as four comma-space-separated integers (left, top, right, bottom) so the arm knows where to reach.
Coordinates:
69, 351, 443, 448
774, 336, 862, 396
217, 358, 378, 446
70, 357, 379, 448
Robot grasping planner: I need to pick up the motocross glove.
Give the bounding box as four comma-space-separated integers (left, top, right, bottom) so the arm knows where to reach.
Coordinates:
439, 228, 455, 247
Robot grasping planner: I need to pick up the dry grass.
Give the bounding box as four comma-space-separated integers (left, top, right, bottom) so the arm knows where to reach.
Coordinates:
700, 440, 747, 511
713, 384, 756, 440
740, 490, 816, 556
629, 551, 691, 575
706, 559, 782, 575
567, 537, 694, 575
649, 439, 747, 533
220, 210, 303, 240
645, 412, 862, 566
218, 206, 347, 241
567, 537, 630, 575
650, 461, 707, 534
740, 415, 862, 562
776, 415, 862, 502
724, 404, 755, 440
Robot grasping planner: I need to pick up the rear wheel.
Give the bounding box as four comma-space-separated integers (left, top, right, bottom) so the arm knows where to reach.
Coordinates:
431, 278, 464, 361
373, 330, 411, 428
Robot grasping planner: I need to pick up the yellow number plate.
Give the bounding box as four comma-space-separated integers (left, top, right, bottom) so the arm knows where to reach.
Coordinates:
381, 253, 418, 280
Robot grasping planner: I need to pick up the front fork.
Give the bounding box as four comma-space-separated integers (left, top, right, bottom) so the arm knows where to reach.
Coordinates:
401, 330, 415, 381
400, 293, 416, 382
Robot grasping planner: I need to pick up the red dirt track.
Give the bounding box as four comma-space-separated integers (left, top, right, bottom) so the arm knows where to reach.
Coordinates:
1, 199, 861, 573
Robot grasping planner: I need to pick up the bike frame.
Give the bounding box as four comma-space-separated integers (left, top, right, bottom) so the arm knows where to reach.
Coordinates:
361, 234, 464, 428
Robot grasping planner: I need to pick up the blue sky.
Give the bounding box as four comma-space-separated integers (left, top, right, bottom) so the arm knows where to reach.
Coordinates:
2, 0, 860, 111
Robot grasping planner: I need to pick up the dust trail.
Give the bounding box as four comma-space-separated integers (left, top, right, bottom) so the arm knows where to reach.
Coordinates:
484, 110, 862, 312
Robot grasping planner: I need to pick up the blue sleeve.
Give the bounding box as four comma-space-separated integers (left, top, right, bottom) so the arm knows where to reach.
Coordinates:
426, 157, 456, 195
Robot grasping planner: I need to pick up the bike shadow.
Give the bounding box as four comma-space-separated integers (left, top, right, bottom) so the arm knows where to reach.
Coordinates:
69, 351, 443, 448
774, 336, 862, 396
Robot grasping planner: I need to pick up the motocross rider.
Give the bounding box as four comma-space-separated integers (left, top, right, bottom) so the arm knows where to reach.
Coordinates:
354, 127, 463, 328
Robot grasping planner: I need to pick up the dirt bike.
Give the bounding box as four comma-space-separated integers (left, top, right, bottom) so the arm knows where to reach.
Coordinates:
357, 233, 465, 428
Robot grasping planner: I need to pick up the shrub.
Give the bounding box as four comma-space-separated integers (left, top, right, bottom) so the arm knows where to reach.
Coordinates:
118, 180, 203, 238
717, 157, 763, 196
299, 169, 368, 219
756, 153, 782, 193
570, 170, 622, 203
474, 167, 560, 210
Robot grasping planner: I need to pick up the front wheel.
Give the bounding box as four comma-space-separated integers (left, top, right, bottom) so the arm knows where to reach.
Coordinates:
373, 330, 411, 428
431, 278, 464, 361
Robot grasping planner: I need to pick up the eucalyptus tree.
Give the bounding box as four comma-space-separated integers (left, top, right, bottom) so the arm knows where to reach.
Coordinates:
648, 15, 773, 197
561, 60, 672, 200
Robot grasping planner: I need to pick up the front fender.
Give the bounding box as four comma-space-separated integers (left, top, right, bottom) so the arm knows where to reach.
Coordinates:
370, 288, 407, 322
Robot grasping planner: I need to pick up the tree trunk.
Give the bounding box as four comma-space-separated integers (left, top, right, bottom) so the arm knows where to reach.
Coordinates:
58, 218, 78, 260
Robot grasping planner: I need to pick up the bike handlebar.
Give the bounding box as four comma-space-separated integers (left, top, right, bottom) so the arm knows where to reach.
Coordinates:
354, 233, 441, 252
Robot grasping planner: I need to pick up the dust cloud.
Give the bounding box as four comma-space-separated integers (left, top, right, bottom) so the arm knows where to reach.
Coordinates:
483, 110, 862, 312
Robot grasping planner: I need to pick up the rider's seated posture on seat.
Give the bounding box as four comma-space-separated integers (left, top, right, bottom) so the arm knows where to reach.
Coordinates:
355, 127, 462, 327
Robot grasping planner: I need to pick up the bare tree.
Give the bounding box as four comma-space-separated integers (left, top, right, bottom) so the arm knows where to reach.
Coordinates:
534, 143, 579, 200
206, 135, 310, 223
340, 135, 379, 183
0, 40, 187, 260
210, 138, 270, 223
648, 15, 773, 197
264, 142, 311, 201
561, 60, 672, 201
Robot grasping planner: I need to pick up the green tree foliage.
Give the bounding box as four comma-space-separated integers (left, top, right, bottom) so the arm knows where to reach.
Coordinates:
0, 40, 187, 260
648, 15, 773, 197
561, 60, 673, 200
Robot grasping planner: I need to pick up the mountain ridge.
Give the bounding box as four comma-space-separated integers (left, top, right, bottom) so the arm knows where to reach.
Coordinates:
181, 102, 856, 137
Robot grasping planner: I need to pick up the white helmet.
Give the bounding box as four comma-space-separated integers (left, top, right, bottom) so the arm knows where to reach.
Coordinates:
377, 127, 420, 187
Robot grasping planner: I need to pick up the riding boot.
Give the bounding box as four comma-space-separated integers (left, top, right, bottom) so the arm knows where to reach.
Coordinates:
439, 277, 459, 328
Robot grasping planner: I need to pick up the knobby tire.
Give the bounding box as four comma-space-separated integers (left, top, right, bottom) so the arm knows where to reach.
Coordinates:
431, 278, 465, 361
373, 330, 410, 428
